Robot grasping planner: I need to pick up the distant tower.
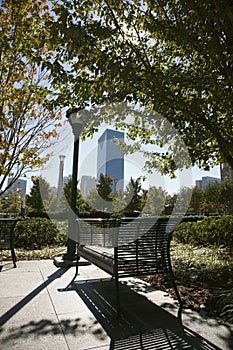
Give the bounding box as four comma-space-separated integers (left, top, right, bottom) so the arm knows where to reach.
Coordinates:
97, 129, 124, 193
57, 155, 66, 208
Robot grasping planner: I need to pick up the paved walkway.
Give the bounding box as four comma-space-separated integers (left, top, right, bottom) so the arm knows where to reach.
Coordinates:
0, 259, 232, 350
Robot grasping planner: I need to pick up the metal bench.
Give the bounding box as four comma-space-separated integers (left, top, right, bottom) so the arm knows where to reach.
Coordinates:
0, 218, 18, 268
73, 216, 183, 322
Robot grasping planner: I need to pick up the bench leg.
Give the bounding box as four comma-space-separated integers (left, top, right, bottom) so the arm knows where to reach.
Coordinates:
114, 276, 121, 317
75, 253, 80, 278
169, 272, 183, 324
11, 246, 17, 268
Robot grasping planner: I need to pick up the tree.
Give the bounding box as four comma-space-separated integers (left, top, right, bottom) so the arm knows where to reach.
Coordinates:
86, 173, 115, 212
60, 177, 88, 213
26, 176, 54, 215
173, 186, 193, 215
113, 189, 127, 214
0, 190, 23, 215
203, 182, 222, 215
50, 0, 233, 173
97, 173, 113, 201
0, 0, 62, 195
124, 177, 143, 213
220, 180, 233, 214
189, 186, 204, 215
144, 186, 167, 215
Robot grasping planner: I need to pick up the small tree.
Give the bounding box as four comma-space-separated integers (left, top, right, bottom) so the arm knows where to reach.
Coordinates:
96, 173, 113, 202
144, 186, 167, 215
219, 181, 233, 215
0, 190, 23, 215
174, 187, 193, 215
203, 183, 223, 215
124, 177, 143, 214
60, 178, 88, 213
0, 0, 62, 195
113, 189, 127, 214
26, 176, 54, 215
189, 187, 204, 215
86, 173, 114, 213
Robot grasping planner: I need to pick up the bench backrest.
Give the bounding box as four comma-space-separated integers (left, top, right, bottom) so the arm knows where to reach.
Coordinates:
0, 218, 17, 250
116, 217, 176, 277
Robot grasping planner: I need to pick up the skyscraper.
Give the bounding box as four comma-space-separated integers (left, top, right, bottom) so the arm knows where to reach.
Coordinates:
97, 129, 124, 193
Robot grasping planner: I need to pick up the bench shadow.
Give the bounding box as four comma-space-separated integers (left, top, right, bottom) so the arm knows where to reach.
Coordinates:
67, 278, 222, 350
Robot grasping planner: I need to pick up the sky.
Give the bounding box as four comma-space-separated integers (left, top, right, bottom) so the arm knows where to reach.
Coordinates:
39, 121, 221, 196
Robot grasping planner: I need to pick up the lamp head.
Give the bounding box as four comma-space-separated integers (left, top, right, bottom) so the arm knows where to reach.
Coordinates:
66, 108, 83, 138
59, 155, 66, 162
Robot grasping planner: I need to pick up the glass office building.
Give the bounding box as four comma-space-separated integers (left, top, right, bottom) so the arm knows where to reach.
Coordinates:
97, 129, 124, 193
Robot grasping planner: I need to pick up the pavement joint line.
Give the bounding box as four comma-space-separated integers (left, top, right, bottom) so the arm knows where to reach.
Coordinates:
39, 264, 71, 350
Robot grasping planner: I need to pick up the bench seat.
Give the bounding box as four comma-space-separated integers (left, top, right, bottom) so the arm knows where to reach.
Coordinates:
78, 245, 115, 274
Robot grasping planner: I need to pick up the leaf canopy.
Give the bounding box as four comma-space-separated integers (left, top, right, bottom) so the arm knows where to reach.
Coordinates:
0, 0, 62, 194
50, 0, 233, 172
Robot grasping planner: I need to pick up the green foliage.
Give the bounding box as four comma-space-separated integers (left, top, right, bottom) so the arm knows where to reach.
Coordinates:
188, 180, 233, 215
14, 217, 67, 249
211, 289, 233, 323
59, 178, 88, 213
0, 0, 62, 195
86, 173, 115, 213
174, 216, 233, 248
96, 173, 113, 201
50, 0, 233, 172
188, 186, 204, 215
26, 176, 56, 215
143, 186, 167, 215
0, 191, 24, 215
124, 177, 144, 213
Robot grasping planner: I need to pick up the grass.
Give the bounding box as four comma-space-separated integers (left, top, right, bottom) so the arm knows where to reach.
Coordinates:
0, 246, 66, 262
1, 242, 233, 325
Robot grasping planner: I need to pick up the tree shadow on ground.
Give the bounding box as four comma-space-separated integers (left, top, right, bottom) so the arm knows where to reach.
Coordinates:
0, 317, 107, 345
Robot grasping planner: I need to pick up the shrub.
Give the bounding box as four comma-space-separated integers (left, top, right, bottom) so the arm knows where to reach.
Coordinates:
174, 216, 233, 249
209, 288, 233, 323
14, 217, 67, 249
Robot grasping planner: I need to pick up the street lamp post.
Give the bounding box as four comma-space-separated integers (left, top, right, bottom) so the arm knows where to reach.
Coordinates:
62, 109, 83, 262
56, 155, 66, 210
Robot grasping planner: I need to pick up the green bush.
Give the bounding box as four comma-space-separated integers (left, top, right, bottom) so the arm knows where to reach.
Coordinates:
14, 217, 67, 249
174, 216, 233, 249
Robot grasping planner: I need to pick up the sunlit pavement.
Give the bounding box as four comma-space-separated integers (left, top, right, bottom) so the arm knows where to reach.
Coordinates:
0, 260, 232, 350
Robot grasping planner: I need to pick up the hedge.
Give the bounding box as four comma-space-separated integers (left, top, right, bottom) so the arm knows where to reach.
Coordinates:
174, 216, 233, 249
14, 217, 67, 249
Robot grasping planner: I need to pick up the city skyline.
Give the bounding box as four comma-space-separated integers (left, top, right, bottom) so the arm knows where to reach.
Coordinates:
29, 123, 222, 195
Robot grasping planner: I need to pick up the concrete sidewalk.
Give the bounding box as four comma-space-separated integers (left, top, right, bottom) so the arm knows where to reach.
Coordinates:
0, 259, 232, 350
